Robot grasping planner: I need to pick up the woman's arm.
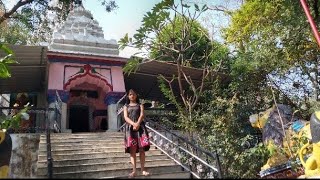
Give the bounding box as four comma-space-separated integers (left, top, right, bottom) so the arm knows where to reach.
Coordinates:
123, 106, 135, 126
137, 104, 145, 125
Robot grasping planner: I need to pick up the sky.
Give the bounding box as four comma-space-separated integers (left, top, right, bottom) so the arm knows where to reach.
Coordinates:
82, 0, 161, 57
4, 0, 241, 58
81, 0, 239, 58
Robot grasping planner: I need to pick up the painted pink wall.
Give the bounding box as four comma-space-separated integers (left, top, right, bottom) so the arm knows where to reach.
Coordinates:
111, 66, 126, 92
48, 63, 64, 90
48, 62, 125, 93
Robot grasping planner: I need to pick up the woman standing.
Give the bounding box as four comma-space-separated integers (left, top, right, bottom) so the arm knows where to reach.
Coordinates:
123, 89, 150, 178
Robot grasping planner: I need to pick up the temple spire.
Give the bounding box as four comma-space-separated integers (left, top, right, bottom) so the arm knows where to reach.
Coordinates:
74, 0, 83, 7
49, 0, 119, 57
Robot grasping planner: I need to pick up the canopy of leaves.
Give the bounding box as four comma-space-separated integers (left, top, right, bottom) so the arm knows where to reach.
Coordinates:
223, 0, 320, 116
150, 16, 212, 68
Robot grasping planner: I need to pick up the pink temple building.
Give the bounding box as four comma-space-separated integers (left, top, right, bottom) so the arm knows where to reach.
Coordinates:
45, 4, 127, 132
0, 2, 211, 134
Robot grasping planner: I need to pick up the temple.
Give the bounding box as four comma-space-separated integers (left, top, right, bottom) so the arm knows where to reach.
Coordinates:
0, 1, 223, 133
46, 2, 127, 132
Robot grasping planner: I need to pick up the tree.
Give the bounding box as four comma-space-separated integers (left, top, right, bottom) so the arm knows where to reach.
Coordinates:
223, 0, 320, 118
150, 15, 212, 68
0, 0, 118, 24
119, 0, 231, 137
120, 0, 273, 178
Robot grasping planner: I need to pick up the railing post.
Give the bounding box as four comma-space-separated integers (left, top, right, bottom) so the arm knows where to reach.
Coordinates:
46, 107, 53, 178
214, 150, 222, 178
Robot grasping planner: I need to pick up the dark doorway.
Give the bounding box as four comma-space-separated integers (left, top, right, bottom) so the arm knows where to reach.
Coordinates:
69, 105, 89, 133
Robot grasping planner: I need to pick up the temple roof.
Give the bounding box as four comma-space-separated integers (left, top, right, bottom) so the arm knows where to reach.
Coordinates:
48, 3, 119, 57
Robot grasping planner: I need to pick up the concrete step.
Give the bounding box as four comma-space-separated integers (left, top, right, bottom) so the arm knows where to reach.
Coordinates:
38, 147, 127, 154
37, 145, 158, 155
40, 132, 125, 139
36, 132, 187, 179
37, 164, 184, 178
111, 171, 190, 179
37, 159, 176, 175
37, 149, 164, 161
38, 142, 125, 150
38, 141, 126, 147
40, 137, 124, 145
37, 154, 170, 166
40, 135, 124, 140
39, 143, 157, 149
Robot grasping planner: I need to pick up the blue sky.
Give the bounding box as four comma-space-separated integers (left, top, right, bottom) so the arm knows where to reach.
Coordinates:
83, 0, 162, 57
5, 0, 240, 57
82, 0, 239, 58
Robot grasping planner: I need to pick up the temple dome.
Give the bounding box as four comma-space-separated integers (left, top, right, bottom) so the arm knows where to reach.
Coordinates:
49, 4, 119, 57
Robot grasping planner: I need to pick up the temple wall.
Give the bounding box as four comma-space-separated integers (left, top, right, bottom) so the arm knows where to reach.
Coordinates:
110, 66, 126, 92
47, 62, 125, 92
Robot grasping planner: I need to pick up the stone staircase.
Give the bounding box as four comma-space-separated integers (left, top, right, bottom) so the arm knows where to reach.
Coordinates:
36, 132, 189, 179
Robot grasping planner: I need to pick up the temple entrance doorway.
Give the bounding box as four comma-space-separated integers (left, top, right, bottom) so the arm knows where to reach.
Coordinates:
69, 105, 89, 133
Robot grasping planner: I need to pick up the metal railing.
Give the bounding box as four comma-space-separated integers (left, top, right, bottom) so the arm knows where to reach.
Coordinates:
47, 90, 63, 178
0, 107, 55, 133
118, 118, 222, 178
0, 90, 62, 178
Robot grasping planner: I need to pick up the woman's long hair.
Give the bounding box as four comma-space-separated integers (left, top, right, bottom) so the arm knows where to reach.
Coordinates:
125, 89, 140, 105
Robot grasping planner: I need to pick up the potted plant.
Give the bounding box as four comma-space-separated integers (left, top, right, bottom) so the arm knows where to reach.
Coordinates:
0, 105, 30, 178
0, 43, 22, 178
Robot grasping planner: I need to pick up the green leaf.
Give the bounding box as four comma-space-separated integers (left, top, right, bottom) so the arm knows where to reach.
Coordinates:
0, 63, 11, 78
119, 33, 130, 50
194, 4, 199, 11
201, 5, 208, 12
1, 54, 18, 64
182, 4, 190, 8
0, 44, 13, 54
122, 57, 141, 75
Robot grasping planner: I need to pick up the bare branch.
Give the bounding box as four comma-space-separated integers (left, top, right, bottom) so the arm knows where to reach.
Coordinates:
0, 0, 35, 23
207, 5, 228, 12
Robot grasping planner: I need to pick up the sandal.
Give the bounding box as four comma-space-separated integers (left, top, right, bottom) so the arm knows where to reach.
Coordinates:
128, 171, 136, 178
141, 171, 150, 176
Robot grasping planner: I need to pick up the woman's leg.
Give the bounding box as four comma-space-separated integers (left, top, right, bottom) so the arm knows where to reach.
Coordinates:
129, 146, 137, 177
139, 148, 149, 176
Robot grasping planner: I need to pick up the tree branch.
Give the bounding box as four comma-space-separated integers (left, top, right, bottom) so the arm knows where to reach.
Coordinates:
0, 0, 35, 24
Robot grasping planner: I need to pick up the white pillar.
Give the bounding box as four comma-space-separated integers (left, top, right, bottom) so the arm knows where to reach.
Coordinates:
107, 104, 118, 131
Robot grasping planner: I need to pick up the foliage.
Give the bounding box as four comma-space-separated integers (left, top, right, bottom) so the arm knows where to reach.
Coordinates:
194, 85, 270, 178
119, 0, 232, 138
122, 56, 143, 75
0, 44, 18, 78
150, 15, 212, 68
223, 0, 320, 118
0, 106, 30, 130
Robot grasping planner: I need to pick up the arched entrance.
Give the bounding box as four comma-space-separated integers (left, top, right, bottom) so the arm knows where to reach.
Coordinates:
64, 64, 113, 133
67, 92, 95, 133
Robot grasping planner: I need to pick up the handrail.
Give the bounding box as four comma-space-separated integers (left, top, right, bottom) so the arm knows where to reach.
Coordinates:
116, 93, 127, 105
46, 90, 63, 178
145, 119, 222, 178
146, 118, 218, 159
118, 118, 222, 178
117, 122, 126, 132
147, 125, 219, 172
46, 107, 53, 179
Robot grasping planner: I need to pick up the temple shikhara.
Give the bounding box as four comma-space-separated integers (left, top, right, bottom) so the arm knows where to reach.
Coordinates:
46, 3, 127, 132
